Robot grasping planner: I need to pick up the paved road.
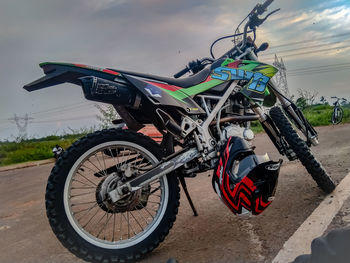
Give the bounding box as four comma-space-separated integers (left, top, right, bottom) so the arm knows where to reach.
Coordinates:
1, 124, 350, 263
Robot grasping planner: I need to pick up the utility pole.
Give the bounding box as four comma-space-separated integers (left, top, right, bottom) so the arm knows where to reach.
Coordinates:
273, 54, 291, 99
8, 114, 33, 141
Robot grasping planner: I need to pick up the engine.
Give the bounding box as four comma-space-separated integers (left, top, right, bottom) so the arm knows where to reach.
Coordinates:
221, 124, 255, 142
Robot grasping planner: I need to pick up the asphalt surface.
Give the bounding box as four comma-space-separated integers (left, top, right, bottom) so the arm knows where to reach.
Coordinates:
1, 124, 350, 263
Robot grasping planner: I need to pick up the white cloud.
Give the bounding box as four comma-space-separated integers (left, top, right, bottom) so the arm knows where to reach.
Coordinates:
1, 0, 350, 140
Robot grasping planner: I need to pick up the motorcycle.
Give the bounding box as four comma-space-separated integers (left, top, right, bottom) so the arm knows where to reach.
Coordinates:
24, 1, 335, 262
52, 144, 64, 159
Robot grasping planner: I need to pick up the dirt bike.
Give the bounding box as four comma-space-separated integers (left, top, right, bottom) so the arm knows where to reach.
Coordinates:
24, 0, 335, 262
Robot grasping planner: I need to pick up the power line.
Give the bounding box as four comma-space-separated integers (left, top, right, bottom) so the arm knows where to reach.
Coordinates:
287, 62, 350, 73
30, 104, 95, 120
288, 67, 350, 77
262, 39, 350, 56
213, 32, 350, 62
29, 101, 93, 116
268, 32, 350, 50
288, 66, 350, 76
262, 44, 350, 60
0, 124, 12, 129
29, 101, 86, 115
30, 114, 96, 124
285, 62, 350, 77
0, 102, 96, 125
0, 126, 13, 131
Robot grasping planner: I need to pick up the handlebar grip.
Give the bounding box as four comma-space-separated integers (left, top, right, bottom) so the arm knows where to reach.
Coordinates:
331, 96, 337, 99
261, 0, 273, 10
174, 67, 189, 78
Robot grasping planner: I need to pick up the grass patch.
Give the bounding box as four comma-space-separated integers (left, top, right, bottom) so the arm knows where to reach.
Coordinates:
303, 104, 350, 126
251, 121, 264, 133
1, 104, 349, 167
0, 134, 84, 167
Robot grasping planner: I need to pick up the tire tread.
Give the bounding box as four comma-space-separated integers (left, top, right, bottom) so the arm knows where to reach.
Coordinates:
45, 128, 180, 263
269, 107, 335, 193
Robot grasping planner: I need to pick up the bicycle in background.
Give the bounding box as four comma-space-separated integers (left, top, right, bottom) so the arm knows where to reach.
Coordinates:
331, 96, 347, 125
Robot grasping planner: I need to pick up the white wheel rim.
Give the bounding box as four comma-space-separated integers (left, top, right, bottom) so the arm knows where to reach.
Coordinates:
63, 141, 169, 249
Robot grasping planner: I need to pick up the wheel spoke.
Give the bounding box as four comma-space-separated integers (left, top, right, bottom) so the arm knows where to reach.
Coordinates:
94, 153, 105, 174
75, 203, 99, 221
112, 213, 116, 242
82, 207, 100, 228
119, 212, 123, 240
76, 171, 97, 187
117, 147, 127, 169
71, 186, 95, 190
95, 212, 110, 239
136, 201, 155, 220
147, 200, 161, 205
74, 204, 97, 215
150, 186, 161, 195
80, 163, 102, 176
129, 211, 144, 232
72, 200, 96, 206
72, 178, 95, 188
66, 142, 168, 246
108, 147, 118, 165
86, 159, 103, 175
70, 190, 95, 198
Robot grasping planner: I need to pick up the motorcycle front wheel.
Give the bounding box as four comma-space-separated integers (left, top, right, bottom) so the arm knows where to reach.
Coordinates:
270, 107, 336, 194
46, 129, 180, 263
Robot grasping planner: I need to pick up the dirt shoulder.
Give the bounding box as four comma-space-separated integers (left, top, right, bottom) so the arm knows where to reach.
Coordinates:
0, 158, 55, 172
0, 124, 349, 263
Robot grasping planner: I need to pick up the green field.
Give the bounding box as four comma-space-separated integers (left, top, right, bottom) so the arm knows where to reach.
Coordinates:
1, 104, 349, 167
0, 134, 83, 167
303, 104, 350, 126
250, 104, 350, 133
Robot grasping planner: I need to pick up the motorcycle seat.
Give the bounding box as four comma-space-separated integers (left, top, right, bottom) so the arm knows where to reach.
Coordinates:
108, 67, 211, 88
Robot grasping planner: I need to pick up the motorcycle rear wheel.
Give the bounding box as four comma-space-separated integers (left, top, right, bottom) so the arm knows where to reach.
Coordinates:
270, 106, 336, 194
45, 129, 180, 263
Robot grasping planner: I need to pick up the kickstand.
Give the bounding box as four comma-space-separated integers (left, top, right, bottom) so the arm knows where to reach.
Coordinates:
179, 176, 198, 216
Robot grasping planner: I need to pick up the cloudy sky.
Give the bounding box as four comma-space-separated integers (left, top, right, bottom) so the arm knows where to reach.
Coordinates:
0, 0, 350, 140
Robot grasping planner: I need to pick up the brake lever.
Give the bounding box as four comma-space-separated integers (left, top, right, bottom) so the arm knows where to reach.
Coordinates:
264, 8, 281, 19
249, 8, 280, 29
188, 59, 205, 74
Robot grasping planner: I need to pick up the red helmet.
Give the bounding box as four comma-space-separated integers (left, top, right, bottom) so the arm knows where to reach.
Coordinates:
212, 136, 282, 215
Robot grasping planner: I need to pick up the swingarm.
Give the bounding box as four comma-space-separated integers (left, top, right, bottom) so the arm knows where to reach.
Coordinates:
108, 148, 199, 202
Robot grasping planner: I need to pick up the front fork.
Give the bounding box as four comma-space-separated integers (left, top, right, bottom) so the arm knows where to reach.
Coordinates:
247, 51, 318, 147
251, 105, 297, 160
268, 80, 319, 146
250, 83, 318, 160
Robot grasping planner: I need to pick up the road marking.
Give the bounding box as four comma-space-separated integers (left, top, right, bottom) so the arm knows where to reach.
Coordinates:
272, 172, 350, 263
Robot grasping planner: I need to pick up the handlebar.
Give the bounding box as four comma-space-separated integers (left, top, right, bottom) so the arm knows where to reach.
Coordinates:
331, 96, 347, 102
176, 0, 278, 76
259, 0, 274, 14
238, 0, 278, 51
174, 67, 190, 79
174, 58, 214, 78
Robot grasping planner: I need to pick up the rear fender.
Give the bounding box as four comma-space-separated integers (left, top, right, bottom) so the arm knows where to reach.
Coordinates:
23, 62, 122, 92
